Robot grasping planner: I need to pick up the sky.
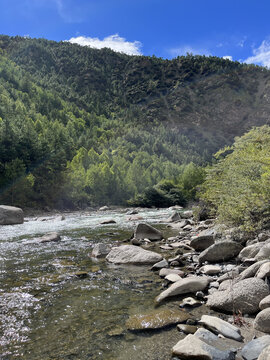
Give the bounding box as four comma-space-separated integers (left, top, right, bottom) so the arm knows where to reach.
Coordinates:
1, 0, 270, 66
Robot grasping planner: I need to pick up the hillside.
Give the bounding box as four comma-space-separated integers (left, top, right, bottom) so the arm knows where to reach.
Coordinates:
0, 35, 270, 208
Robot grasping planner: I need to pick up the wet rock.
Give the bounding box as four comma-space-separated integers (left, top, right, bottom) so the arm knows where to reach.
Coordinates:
126, 209, 138, 215
99, 206, 109, 211
200, 265, 221, 275
254, 308, 270, 333
172, 333, 235, 360
100, 219, 116, 224
151, 258, 168, 270
190, 229, 216, 251
74, 271, 88, 278
258, 345, 270, 360
0, 205, 24, 225
241, 336, 270, 360
199, 315, 242, 341
159, 268, 184, 278
126, 308, 190, 331
166, 211, 181, 223
198, 241, 243, 264
165, 274, 182, 283
91, 243, 111, 258
180, 297, 201, 307
37, 232, 61, 243
207, 278, 269, 314
256, 262, 270, 279
259, 295, 270, 310
106, 245, 162, 264
134, 223, 163, 241
238, 243, 261, 260
128, 215, 144, 221
107, 326, 124, 337
155, 276, 210, 303
177, 324, 198, 334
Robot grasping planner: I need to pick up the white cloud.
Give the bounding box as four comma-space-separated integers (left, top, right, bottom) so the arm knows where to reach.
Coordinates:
244, 40, 270, 67
223, 55, 233, 61
169, 46, 211, 57
67, 34, 142, 55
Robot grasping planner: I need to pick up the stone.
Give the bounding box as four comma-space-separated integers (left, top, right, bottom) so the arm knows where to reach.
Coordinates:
181, 210, 193, 219
106, 245, 162, 264
159, 268, 184, 278
199, 315, 242, 341
256, 243, 270, 260
198, 241, 243, 264
99, 206, 109, 211
259, 295, 270, 310
0, 205, 24, 225
91, 243, 111, 258
190, 229, 216, 251
170, 242, 193, 250
134, 223, 163, 241
258, 345, 270, 360
37, 232, 61, 243
155, 276, 210, 303
180, 297, 201, 307
74, 271, 88, 278
159, 245, 173, 250
172, 334, 235, 360
177, 324, 198, 334
207, 278, 269, 314
126, 308, 190, 331
256, 262, 270, 279
241, 336, 270, 360
151, 259, 168, 270
238, 260, 268, 280
183, 224, 193, 231
200, 265, 221, 275
126, 209, 138, 215
100, 219, 116, 224
254, 308, 270, 333
166, 211, 181, 223
238, 243, 261, 260
165, 274, 182, 282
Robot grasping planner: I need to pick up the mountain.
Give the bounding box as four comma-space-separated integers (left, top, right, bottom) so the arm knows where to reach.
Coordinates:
0, 35, 269, 208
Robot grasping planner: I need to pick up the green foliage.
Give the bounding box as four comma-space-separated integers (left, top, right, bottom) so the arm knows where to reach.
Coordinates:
200, 126, 270, 231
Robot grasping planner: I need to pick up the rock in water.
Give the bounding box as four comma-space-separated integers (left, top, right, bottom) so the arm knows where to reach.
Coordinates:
207, 278, 269, 314
0, 205, 24, 225
254, 308, 270, 333
199, 315, 242, 341
134, 223, 163, 241
241, 336, 270, 360
166, 211, 181, 223
37, 232, 61, 243
106, 245, 162, 264
198, 241, 243, 263
126, 308, 190, 331
91, 243, 111, 258
155, 276, 210, 303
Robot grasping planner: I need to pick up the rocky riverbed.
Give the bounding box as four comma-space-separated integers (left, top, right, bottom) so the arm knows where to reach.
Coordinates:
1, 206, 270, 359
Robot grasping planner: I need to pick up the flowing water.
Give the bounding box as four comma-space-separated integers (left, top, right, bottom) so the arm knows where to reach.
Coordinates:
0, 208, 193, 360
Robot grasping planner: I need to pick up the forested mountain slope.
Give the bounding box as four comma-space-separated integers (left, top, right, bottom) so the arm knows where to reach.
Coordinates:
0, 35, 270, 208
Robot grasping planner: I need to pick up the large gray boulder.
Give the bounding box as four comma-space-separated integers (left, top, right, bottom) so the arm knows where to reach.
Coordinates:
256, 243, 270, 260
259, 295, 270, 310
106, 245, 162, 264
207, 278, 269, 314
155, 276, 210, 303
238, 242, 262, 260
91, 243, 111, 258
254, 308, 270, 333
134, 223, 163, 241
198, 241, 243, 264
241, 336, 270, 360
199, 315, 242, 341
238, 260, 268, 280
190, 229, 216, 251
258, 345, 270, 360
0, 205, 24, 225
256, 262, 270, 279
37, 232, 61, 243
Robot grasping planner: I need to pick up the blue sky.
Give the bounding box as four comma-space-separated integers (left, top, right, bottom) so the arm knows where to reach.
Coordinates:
1, 0, 270, 66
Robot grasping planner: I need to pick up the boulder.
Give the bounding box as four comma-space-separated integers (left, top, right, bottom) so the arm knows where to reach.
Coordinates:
207, 278, 269, 314
166, 211, 181, 223
126, 308, 190, 331
106, 245, 162, 264
198, 241, 243, 264
159, 268, 184, 278
256, 243, 270, 260
177, 324, 198, 334
172, 334, 235, 360
37, 232, 61, 243
254, 308, 270, 333
181, 210, 193, 219
238, 243, 261, 260
155, 276, 210, 303
259, 295, 270, 310
238, 260, 268, 280
165, 274, 182, 283
151, 259, 168, 270
91, 243, 111, 258
99, 206, 109, 211
258, 345, 270, 360
190, 229, 216, 251
134, 223, 163, 241
0, 205, 24, 225
180, 297, 201, 307
199, 315, 242, 341
100, 219, 116, 224
241, 336, 270, 360
200, 265, 221, 275
256, 262, 270, 279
